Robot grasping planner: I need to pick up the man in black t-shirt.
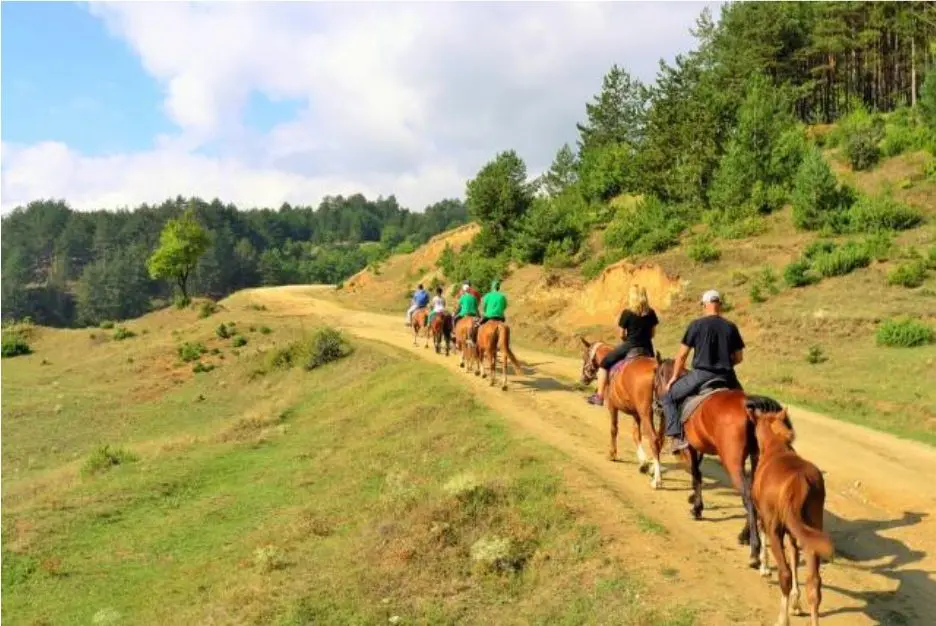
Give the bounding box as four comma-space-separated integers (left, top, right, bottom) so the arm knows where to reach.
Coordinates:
661, 289, 745, 451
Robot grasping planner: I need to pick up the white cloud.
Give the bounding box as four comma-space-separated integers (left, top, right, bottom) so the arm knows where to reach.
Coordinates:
1, 1, 719, 214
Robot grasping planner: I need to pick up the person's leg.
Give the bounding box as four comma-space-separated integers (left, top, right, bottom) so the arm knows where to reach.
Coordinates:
588, 341, 631, 405
406, 304, 417, 325
662, 369, 716, 448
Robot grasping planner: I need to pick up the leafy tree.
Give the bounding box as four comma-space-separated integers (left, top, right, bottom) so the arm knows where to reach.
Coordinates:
577, 64, 648, 150
465, 150, 534, 254
791, 146, 846, 231
76, 246, 152, 324
146, 207, 211, 303
512, 192, 587, 264
540, 144, 579, 198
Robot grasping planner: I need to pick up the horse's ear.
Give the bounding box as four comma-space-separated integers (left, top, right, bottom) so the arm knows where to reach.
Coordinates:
579, 336, 591, 349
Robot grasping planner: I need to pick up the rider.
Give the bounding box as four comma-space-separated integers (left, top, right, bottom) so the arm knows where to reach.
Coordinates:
405, 283, 430, 326
661, 289, 745, 452
453, 283, 479, 329
463, 280, 481, 303
587, 285, 659, 406
473, 280, 508, 342
427, 287, 446, 326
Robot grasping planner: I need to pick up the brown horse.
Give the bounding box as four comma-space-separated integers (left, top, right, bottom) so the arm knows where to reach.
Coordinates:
750, 401, 832, 626
579, 338, 663, 488
411, 308, 429, 348
429, 311, 454, 356
652, 358, 778, 569
453, 316, 478, 372
476, 320, 523, 390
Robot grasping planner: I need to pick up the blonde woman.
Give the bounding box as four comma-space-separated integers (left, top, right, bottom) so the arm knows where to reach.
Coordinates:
587, 285, 660, 406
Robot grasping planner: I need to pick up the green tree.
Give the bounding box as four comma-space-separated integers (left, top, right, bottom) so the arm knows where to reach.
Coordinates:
540, 144, 579, 197
146, 207, 211, 303
577, 64, 648, 150
791, 147, 845, 231
465, 150, 534, 254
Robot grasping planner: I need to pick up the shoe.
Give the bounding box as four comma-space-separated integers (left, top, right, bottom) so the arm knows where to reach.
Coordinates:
669, 436, 690, 454
586, 393, 604, 406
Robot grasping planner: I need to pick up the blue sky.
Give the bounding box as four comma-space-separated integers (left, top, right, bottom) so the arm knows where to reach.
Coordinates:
1, 2, 713, 213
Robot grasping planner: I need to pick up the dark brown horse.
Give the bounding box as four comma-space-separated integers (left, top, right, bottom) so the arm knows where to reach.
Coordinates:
429, 311, 454, 356
452, 316, 478, 372
477, 320, 523, 390
411, 308, 429, 348
652, 358, 779, 568
750, 401, 831, 626
579, 338, 663, 488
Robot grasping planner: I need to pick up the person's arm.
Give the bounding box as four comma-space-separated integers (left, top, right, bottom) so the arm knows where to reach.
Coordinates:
731, 351, 744, 365
650, 310, 659, 339
730, 324, 745, 366
618, 311, 630, 341
667, 344, 691, 389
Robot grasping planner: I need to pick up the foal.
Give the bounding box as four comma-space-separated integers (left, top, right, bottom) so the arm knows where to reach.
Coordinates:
749, 400, 833, 626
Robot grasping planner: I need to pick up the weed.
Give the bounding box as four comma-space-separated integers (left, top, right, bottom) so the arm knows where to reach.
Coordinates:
2, 333, 32, 359
192, 362, 216, 374
113, 326, 136, 341
812, 242, 871, 278
731, 271, 749, 286
784, 260, 819, 288
177, 342, 207, 363
253, 545, 287, 572
259, 326, 273, 335
806, 345, 828, 364
248, 303, 268, 311
847, 194, 923, 233
687, 240, 721, 264
216, 323, 232, 339
82, 445, 138, 475
636, 513, 668, 535
876, 318, 935, 348
304, 327, 352, 370
198, 301, 219, 319
99, 320, 115, 330
232, 335, 248, 348
887, 261, 929, 288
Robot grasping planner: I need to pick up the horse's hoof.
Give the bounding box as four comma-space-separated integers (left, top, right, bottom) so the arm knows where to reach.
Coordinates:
607, 452, 618, 462
650, 478, 661, 490
501, 385, 507, 391
638, 464, 650, 475
738, 528, 751, 546
759, 564, 770, 579
748, 556, 761, 570
687, 493, 696, 504
690, 508, 702, 520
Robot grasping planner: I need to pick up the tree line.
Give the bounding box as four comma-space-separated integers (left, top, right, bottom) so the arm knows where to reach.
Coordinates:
1, 195, 467, 326
439, 1, 936, 290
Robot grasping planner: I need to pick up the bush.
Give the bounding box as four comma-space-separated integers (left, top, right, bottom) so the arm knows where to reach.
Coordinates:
812, 242, 871, 277
749, 266, 779, 303
83, 445, 138, 475
1, 333, 31, 358
687, 239, 721, 264
113, 326, 136, 341
845, 128, 881, 171
784, 260, 820, 288
178, 342, 207, 362
259, 326, 273, 335
232, 335, 248, 348
603, 196, 686, 256
803, 240, 837, 260
792, 147, 849, 231
192, 362, 216, 374
198, 301, 219, 319
304, 327, 352, 370
806, 345, 828, 364
928, 245, 936, 270
99, 320, 115, 330
846, 194, 923, 233
887, 260, 929, 288
876, 318, 934, 348
862, 231, 895, 261
216, 323, 232, 339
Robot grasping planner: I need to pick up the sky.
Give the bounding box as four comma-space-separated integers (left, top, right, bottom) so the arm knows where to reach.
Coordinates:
0, 1, 719, 215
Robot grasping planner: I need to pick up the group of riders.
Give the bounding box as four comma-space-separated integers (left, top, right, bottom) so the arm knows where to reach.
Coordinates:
405, 279, 508, 345
406, 279, 745, 453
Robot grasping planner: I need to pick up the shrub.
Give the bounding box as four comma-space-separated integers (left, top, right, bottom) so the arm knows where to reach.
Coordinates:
259, 326, 273, 335
845, 128, 881, 170
862, 231, 895, 261
99, 320, 115, 330
192, 362, 216, 374
876, 318, 934, 348
749, 283, 767, 303
792, 147, 848, 231
542, 238, 577, 269
1, 333, 31, 358
806, 345, 828, 364
928, 245, 936, 270
232, 335, 248, 348
846, 194, 923, 233
803, 239, 837, 260
198, 301, 219, 319
304, 327, 352, 370
812, 242, 871, 278
687, 240, 721, 264
887, 260, 929, 288
603, 196, 686, 257
113, 326, 136, 341
216, 323, 232, 339
581, 254, 611, 281
784, 260, 820, 288
82, 445, 138, 475
178, 342, 207, 362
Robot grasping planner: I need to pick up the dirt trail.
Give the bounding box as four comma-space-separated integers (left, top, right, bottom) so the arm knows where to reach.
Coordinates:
250, 285, 936, 625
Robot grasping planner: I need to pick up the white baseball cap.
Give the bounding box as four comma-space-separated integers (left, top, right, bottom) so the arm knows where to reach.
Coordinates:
700, 289, 722, 304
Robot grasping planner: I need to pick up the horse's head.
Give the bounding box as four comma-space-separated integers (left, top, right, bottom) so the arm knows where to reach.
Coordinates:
748, 403, 796, 450
579, 336, 600, 385
652, 357, 674, 398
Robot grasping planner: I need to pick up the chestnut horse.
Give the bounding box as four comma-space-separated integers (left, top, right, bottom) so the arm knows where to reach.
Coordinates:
579, 338, 663, 488
652, 358, 779, 569
429, 311, 454, 356
750, 401, 832, 626
453, 316, 478, 372
476, 320, 523, 390
411, 308, 429, 348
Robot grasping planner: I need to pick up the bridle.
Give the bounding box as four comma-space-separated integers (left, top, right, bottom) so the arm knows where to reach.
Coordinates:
581, 341, 604, 384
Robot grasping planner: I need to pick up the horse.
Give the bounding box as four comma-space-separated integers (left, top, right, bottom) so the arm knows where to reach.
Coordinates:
579, 338, 664, 489
452, 316, 479, 373
749, 401, 832, 626
429, 311, 454, 356
411, 308, 429, 348
476, 320, 523, 390
652, 358, 781, 569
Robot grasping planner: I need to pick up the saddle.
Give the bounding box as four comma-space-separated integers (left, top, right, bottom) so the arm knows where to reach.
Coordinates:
608, 347, 652, 381
678, 377, 732, 423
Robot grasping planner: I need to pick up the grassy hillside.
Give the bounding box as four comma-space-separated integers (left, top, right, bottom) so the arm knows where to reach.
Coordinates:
331, 150, 936, 445
2, 297, 700, 625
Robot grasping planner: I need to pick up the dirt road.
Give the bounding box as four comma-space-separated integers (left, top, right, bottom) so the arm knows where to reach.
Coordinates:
249, 285, 936, 625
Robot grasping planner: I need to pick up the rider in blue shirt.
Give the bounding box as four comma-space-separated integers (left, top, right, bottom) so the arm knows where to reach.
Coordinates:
405, 284, 430, 325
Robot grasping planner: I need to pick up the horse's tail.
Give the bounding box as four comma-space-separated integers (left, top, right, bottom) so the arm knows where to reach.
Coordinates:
500, 324, 523, 370
779, 474, 834, 560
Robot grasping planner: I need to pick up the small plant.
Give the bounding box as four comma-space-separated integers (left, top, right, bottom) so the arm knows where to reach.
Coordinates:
784, 260, 820, 288
928, 245, 936, 270
216, 323, 232, 339
806, 345, 828, 364
687, 240, 721, 264
99, 320, 115, 330
248, 303, 267, 311
198, 301, 219, 319
192, 362, 216, 374
1, 333, 32, 358
82, 444, 138, 475
232, 335, 248, 348
749, 283, 766, 304
304, 327, 351, 370
259, 326, 272, 335
846, 194, 923, 233
113, 326, 136, 341
876, 318, 935, 348
887, 260, 929, 288
731, 271, 749, 286
178, 342, 207, 363
812, 242, 871, 278
750, 266, 779, 303
253, 545, 287, 572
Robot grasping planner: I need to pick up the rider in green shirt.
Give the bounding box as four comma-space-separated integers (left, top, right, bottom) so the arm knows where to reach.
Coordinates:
453, 285, 479, 328
472, 280, 508, 341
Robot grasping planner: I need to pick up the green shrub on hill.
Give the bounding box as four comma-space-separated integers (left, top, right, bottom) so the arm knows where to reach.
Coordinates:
887, 260, 929, 288
812, 241, 872, 277
792, 147, 850, 231
783, 259, 820, 288
687, 237, 721, 264
178, 342, 207, 363
846, 193, 923, 233
876, 318, 934, 348
1, 333, 31, 358
603, 196, 687, 257
113, 326, 136, 341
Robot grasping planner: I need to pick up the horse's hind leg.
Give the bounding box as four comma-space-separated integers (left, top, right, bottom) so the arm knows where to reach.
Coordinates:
731, 458, 762, 568
631, 419, 649, 473
769, 527, 793, 626
607, 407, 620, 461
805, 550, 822, 626
500, 342, 508, 390
687, 448, 704, 519
786, 539, 803, 615
638, 408, 661, 489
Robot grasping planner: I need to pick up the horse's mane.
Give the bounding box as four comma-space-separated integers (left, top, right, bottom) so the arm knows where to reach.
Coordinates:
744, 395, 784, 416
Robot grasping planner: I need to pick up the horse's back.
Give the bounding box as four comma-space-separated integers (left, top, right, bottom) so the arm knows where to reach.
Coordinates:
608, 356, 657, 411
688, 389, 749, 456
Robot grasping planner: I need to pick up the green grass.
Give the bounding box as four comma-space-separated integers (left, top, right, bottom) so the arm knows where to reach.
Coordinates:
1, 310, 697, 625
